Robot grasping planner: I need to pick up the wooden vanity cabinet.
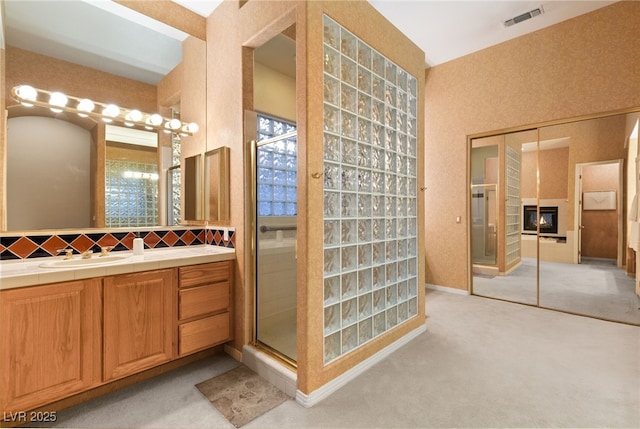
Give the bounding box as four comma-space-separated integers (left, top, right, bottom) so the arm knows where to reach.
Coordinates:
1, 260, 233, 418
0, 279, 102, 414
103, 269, 177, 382
178, 261, 232, 356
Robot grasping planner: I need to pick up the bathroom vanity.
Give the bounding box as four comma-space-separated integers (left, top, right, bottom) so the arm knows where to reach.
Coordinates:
0, 246, 234, 417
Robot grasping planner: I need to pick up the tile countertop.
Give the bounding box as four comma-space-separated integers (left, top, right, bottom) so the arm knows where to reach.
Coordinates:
0, 245, 236, 290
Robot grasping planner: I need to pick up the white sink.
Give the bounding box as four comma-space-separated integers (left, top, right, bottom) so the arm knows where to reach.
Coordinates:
39, 254, 132, 268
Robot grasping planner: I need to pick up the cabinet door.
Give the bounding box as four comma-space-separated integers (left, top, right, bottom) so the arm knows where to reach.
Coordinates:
103, 269, 176, 381
0, 279, 102, 413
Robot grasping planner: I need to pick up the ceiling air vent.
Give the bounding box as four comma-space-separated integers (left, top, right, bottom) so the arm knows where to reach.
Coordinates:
504, 6, 544, 27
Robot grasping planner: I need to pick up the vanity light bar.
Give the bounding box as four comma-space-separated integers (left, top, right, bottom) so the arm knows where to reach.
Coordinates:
11, 85, 199, 136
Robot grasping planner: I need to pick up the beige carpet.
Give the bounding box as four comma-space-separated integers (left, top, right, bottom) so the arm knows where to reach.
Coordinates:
196, 365, 289, 428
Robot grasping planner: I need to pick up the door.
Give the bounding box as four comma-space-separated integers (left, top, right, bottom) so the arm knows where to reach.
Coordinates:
0, 280, 102, 413
253, 125, 298, 363
576, 161, 623, 264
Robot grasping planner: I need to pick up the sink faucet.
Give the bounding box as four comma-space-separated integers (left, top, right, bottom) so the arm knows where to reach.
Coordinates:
81, 249, 93, 259
100, 246, 113, 257
57, 248, 73, 260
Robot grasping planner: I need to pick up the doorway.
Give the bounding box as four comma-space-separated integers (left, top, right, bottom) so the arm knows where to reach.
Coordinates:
250, 30, 298, 364
575, 160, 623, 266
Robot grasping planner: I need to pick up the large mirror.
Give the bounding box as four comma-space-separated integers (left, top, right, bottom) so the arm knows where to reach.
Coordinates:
2, 0, 206, 231
470, 110, 640, 326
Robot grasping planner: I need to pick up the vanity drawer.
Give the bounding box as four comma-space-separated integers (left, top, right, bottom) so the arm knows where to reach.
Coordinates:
179, 281, 229, 320
179, 312, 230, 356
179, 261, 230, 288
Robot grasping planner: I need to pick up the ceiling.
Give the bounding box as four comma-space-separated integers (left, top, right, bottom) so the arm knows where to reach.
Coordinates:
175, 0, 618, 67
2, 0, 619, 84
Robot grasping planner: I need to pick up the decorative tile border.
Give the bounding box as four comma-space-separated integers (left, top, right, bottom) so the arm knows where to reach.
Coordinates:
0, 227, 235, 260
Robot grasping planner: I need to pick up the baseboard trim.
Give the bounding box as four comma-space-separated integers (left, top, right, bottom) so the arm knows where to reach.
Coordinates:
425, 283, 470, 295
224, 344, 243, 362
295, 323, 426, 408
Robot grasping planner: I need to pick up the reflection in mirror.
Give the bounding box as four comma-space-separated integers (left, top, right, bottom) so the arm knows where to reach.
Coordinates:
2, 0, 205, 231
105, 126, 159, 227
538, 113, 640, 325
167, 166, 181, 226
183, 154, 202, 222
7, 116, 93, 230
471, 129, 538, 306
204, 147, 230, 223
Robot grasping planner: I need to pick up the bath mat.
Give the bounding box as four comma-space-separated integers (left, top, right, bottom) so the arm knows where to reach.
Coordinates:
196, 365, 289, 428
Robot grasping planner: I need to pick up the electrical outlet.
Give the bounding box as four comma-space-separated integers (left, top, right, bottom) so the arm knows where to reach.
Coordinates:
223, 228, 229, 241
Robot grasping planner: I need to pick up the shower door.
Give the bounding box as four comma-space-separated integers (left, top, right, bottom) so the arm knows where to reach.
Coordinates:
253, 129, 298, 363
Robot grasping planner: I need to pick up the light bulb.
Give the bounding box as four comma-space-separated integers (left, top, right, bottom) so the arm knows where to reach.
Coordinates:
77, 98, 95, 117
49, 92, 68, 113
169, 118, 182, 130
187, 122, 199, 133
128, 109, 143, 122
149, 113, 163, 126
102, 104, 120, 122
15, 85, 38, 107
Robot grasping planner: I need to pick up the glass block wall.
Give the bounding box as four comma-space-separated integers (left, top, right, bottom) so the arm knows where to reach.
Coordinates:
168, 166, 181, 226
322, 15, 419, 365
505, 145, 521, 265
257, 114, 297, 217
170, 110, 182, 225
105, 159, 159, 227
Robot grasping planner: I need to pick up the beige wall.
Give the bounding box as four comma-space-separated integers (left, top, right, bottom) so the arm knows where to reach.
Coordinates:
5, 47, 158, 113
521, 147, 569, 200
254, 62, 296, 122
424, 1, 640, 290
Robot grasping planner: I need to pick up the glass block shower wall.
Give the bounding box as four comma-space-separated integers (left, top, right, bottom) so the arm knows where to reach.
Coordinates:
105, 159, 159, 227
257, 114, 298, 217
322, 15, 419, 365
505, 145, 521, 265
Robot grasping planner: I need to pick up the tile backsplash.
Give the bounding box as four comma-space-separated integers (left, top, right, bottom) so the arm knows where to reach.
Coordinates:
0, 227, 235, 260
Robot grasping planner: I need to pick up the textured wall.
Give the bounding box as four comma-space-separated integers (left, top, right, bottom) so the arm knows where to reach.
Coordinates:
5, 47, 157, 113
424, 1, 640, 290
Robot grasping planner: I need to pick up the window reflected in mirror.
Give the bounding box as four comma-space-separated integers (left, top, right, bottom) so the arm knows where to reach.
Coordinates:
105, 127, 159, 227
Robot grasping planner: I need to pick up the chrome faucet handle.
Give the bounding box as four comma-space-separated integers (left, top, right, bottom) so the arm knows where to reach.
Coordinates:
100, 246, 114, 257
80, 249, 93, 259
57, 248, 73, 260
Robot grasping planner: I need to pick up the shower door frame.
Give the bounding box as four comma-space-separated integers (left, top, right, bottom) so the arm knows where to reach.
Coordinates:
250, 130, 299, 369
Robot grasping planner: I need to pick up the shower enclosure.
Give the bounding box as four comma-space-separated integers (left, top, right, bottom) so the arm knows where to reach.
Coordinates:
471, 183, 497, 266
252, 128, 298, 364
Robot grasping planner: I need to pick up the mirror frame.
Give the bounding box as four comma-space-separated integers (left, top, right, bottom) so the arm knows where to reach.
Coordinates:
204, 146, 230, 223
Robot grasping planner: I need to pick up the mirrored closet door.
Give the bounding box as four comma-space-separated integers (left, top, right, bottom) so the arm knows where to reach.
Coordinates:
471, 129, 538, 306
470, 111, 640, 326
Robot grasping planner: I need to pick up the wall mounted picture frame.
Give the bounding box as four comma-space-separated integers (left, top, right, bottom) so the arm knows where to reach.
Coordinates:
583, 190, 616, 210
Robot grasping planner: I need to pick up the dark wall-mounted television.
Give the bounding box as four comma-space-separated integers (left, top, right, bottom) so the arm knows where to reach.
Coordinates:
523, 205, 558, 234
